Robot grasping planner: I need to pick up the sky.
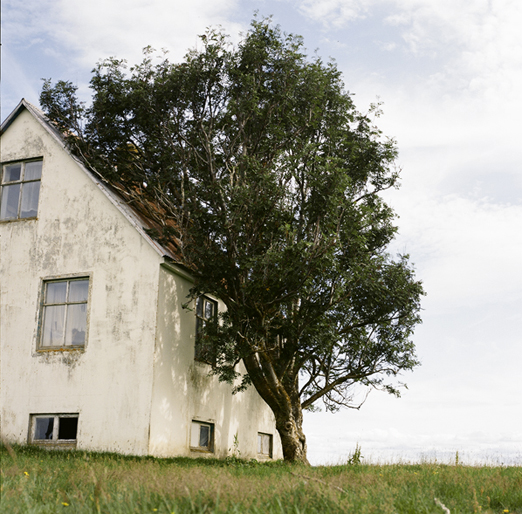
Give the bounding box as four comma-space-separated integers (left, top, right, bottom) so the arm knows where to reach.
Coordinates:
2, 0, 521, 465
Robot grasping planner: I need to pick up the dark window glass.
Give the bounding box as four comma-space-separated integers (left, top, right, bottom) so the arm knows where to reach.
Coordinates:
34, 417, 54, 440
195, 296, 217, 363
199, 425, 210, 447
58, 417, 78, 440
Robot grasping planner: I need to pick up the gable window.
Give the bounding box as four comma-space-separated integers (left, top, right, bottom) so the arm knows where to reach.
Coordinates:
190, 420, 214, 452
195, 296, 217, 363
29, 414, 79, 447
0, 159, 42, 220
258, 432, 273, 458
39, 278, 90, 349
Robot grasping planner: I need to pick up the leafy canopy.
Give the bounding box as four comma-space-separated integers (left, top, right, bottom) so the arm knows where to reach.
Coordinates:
40, 19, 424, 416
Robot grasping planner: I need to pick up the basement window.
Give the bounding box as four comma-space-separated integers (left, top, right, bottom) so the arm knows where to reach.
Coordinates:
257, 432, 273, 458
39, 278, 90, 349
190, 420, 214, 452
30, 414, 79, 447
195, 296, 217, 363
0, 159, 42, 220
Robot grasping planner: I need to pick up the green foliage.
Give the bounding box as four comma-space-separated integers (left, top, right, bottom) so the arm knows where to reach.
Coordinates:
39, 18, 425, 460
347, 443, 363, 465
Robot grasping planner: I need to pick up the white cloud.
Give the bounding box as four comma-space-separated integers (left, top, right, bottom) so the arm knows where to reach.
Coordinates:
297, 0, 522, 104
4, 0, 245, 72
298, 0, 368, 27
390, 193, 522, 306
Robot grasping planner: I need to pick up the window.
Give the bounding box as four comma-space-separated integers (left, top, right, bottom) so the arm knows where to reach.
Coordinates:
29, 414, 79, 447
39, 278, 89, 349
195, 296, 217, 363
258, 432, 273, 458
190, 420, 214, 452
0, 159, 42, 220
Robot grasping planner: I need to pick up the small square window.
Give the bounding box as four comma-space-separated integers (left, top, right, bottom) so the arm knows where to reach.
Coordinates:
190, 420, 214, 452
195, 296, 217, 363
1, 159, 42, 220
257, 432, 273, 458
30, 414, 79, 447
39, 278, 90, 349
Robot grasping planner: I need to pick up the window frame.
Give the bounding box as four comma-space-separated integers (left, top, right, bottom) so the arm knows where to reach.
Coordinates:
0, 158, 43, 221
190, 420, 215, 453
194, 296, 218, 363
37, 275, 92, 352
29, 413, 79, 448
257, 432, 273, 459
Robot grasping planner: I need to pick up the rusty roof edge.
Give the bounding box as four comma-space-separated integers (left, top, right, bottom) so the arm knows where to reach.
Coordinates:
3, 99, 179, 262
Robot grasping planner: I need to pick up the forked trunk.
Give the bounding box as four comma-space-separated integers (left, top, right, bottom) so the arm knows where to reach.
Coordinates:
242, 353, 309, 464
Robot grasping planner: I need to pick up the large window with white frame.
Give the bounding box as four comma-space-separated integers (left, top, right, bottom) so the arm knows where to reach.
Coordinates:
38, 277, 90, 349
29, 414, 79, 447
0, 159, 42, 220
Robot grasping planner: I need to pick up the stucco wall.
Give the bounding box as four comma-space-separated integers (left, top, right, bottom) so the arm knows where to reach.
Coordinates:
0, 108, 162, 454
149, 265, 283, 460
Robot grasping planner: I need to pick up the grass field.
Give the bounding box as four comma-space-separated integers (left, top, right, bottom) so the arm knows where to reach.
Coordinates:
1, 443, 521, 513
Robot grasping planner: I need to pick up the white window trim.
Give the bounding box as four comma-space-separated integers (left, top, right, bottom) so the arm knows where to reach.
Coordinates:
257, 432, 273, 459
36, 273, 92, 352
29, 413, 79, 448
0, 158, 43, 221
190, 419, 215, 453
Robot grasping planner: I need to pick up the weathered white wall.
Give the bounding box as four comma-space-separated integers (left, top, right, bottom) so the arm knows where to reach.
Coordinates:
0, 108, 162, 454
148, 265, 283, 459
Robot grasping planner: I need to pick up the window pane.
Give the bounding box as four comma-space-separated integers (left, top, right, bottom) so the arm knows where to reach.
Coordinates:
35, 417, 54, 440
24, 161, 43, 180
258, 433, 271, 455
0, 184, 21, 220
42, 305, 65, 346
65, 304, 87, 345
196, 297, 203, 317
68, 280, 89, 302
190, 422, 201, 447
45, 282, 67, 304
205, 301, 214, 320
3, 163, 21, 182
58, 417, 78, 440
20, 181, 40, 218
199, 425, 210, 448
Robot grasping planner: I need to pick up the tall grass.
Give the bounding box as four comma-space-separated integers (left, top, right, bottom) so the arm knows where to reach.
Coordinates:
1, 443, 521, 513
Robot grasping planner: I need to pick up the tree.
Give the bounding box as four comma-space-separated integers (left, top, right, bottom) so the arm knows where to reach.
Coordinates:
40, 19, 424, 464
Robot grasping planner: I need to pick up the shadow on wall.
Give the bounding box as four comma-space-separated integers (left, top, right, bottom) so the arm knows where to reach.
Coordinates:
149, 266, 267, 458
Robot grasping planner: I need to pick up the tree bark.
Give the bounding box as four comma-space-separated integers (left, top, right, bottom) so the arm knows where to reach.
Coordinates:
274, 404, 309, 464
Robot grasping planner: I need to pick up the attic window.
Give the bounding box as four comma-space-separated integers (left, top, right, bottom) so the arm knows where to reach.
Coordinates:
39, 278, 90, 349
0, 159, 42, 221
190, 420, 214, 452
195, 296, 217, 363
30, 414, 79, 447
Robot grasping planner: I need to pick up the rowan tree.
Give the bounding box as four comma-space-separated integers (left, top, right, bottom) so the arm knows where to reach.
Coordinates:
40, 19, 424, 464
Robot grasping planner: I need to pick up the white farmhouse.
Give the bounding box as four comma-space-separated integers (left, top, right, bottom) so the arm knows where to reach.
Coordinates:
0, 99, 282, 460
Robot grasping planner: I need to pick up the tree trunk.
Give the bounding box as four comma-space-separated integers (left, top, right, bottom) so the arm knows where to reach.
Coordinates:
274, 407, 309, 464
242, 352, 310, 464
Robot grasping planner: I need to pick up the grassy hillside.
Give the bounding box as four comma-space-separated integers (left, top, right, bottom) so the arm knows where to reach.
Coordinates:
1, 444, 521, 513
